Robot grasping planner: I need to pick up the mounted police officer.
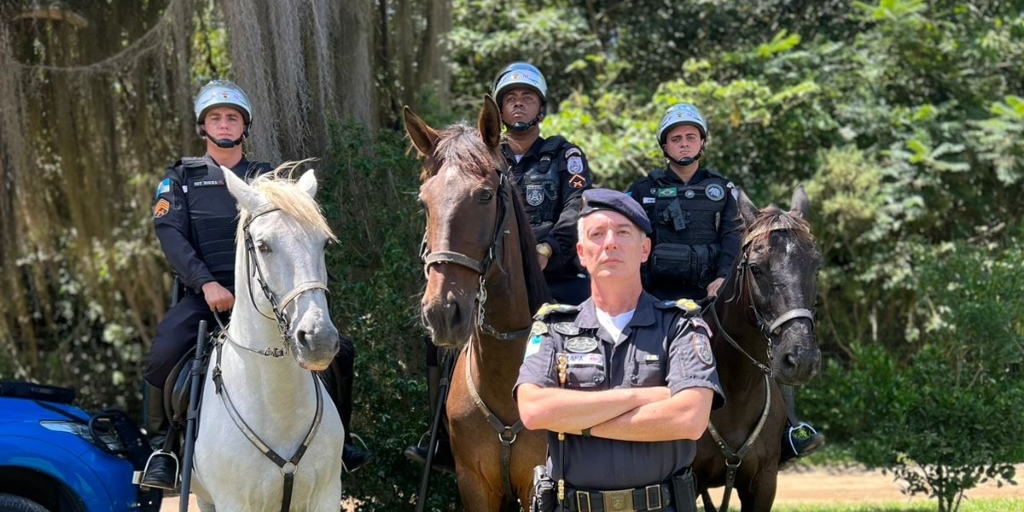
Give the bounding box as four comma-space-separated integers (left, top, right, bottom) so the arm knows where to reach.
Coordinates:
405, 62, 595, 473
141, 80, 372, 490
627, 103, 824, 466
516, 188, 724, 512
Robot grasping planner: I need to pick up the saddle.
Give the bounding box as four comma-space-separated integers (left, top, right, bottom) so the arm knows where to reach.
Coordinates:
162, 332, 215, 434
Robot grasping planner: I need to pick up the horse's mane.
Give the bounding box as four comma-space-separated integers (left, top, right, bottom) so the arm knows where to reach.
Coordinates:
429, 123, 552, 313
742, 205, 814, 249
238, 164, 336, 242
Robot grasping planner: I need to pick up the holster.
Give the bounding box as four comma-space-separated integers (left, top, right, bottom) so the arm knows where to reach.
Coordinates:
670, 470, 697, 512
531, 465, 557, 512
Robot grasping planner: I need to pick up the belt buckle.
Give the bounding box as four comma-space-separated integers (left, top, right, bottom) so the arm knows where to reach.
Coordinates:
644, 484, 663, 510
575, 491, 592, 512
600, 489, 635, 512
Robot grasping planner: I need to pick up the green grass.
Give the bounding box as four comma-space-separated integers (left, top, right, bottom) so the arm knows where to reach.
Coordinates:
773, 498, 1024, 512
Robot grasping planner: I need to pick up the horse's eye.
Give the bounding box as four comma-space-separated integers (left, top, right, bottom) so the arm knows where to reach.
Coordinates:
749, 264, 762, 276
479, 190, 494, 202
256, 240, 272, 253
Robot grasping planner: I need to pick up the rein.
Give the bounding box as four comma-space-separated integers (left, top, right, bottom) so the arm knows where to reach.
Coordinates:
704, 222, 815, 512
421, 170, 532, 341
463, 341, 524, 499
206, 203, 331, 512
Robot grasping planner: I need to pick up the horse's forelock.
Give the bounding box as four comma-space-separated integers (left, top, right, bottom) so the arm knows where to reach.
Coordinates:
742, 205, 814, 249
433, 123, 503, 179
238, 170, 335, 241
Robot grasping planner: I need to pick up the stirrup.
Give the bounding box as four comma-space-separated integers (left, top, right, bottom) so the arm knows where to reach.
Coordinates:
139, 450, 180, 490
787, 422, 824, 457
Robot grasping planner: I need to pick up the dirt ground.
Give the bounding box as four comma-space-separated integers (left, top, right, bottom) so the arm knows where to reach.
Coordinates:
160, 464, 1024, 511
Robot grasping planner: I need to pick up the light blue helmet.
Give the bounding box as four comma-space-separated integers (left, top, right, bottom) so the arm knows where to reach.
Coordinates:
657, 103, 708, 145
492, 62, 548, 105
194, 80, 252, 135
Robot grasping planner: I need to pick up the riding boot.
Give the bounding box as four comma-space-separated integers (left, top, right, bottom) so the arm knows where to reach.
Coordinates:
779, 385, 826, 468
335, 373, 375, 473
404, 364, 455, 473
140, 383, 178, 490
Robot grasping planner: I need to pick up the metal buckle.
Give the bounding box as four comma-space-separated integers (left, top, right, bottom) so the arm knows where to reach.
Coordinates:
645, 484, 663, 510
600, 489, 635, 512
575, 491, 592, 512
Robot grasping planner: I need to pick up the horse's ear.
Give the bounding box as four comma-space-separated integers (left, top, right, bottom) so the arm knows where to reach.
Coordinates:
297, 169, 317, 198
791, 185, 810, 219
737, 189, 760, 225
479, 95, 502, 149
404, 106, 439, 158
223, 166, 265, 212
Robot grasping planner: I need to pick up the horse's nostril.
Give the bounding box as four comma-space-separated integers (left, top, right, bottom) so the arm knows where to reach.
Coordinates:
296, 330, 311, 351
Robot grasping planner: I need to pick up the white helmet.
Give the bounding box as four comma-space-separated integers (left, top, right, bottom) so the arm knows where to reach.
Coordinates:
657, 103, 708, 145
194, 80, 252, 135
493, 62, 548, 105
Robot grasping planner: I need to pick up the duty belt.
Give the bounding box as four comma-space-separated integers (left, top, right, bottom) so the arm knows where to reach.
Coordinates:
565, 482, 672, 512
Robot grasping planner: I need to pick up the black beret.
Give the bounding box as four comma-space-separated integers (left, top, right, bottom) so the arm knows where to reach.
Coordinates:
580, 188, 652, 235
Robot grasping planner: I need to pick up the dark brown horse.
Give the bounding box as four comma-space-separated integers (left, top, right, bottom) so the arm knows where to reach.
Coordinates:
405, 97, 551, 511
692, 186, 822, 512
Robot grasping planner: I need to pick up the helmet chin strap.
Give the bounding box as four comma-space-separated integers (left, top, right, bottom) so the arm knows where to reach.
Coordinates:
200, 128, 247, 149
504, 106, 545, 133
664, 141, 705, 167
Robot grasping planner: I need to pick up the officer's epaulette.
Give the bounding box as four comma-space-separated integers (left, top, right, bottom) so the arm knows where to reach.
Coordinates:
655, 298, 702, 317
533, 302, 577, 321
538, 135, 567, 157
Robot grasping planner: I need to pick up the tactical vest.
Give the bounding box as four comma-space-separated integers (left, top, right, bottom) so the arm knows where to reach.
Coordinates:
180, 158, 253, 289
506, 136, 566, 241
640, 169, 731, 287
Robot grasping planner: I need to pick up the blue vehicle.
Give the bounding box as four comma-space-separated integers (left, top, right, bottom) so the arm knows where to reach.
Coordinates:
0, 382, 162, 512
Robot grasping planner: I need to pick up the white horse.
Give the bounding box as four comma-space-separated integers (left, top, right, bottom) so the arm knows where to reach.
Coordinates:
189, 167, 344, 512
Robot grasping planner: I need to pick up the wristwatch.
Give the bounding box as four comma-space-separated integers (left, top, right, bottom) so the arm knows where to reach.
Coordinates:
536, 243, 553, 259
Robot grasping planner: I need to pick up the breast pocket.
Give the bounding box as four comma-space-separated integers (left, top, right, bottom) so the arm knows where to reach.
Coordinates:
565, 353, 606, 389
629, 354, 664, 387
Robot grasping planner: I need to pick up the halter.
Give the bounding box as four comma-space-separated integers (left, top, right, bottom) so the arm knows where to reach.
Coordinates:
420, 170, 532, 341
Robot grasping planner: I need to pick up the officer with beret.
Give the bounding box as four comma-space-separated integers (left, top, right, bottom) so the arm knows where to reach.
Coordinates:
627, 104, 824, 465
406, 62, 595, 472
516, 188, 724, 512
142, 80, 372, 489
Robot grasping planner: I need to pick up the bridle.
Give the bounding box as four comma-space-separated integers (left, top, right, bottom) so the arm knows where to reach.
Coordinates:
209, 202, 331, 512
708, 222, 815, 376
214, 203, 330, 358
420, 169, 532, 341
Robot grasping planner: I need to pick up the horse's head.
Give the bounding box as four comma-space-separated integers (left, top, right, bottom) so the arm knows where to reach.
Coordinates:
405, 97, 511, 348
734, 186, 821, 385
224, 167, 340, 371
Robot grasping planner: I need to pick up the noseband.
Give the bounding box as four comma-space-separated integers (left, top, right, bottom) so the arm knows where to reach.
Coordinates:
421, 170, 532, 341
709, 224, 815, 375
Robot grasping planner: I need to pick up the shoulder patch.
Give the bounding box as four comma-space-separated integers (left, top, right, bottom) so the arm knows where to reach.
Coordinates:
566, 156, 584, 175
693, 331, 714, 366
153, 198, 170, 218
154, 178, 171, 198
523, 333, 544, 361
534, 302, 578, 320
530, 320, 548, 337
564, 147, 582, 158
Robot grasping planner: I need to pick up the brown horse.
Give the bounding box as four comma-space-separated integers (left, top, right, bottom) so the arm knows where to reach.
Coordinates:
405, 97, 551, 511
692, 186, 822, 512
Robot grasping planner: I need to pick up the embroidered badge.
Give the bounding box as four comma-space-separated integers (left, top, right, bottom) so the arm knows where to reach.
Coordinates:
694, 332, 714, 366
565, 336, 599, 353
526, 184, 544, 206
565, 147, 582, 158
569, 174, 586, 189
643, 197, 655, 204
706, 183, 726, 201
530, 320, 548, 337
566, 353, 604, 366
657, 188, 677, 198
153, 198, 170, 218
154, 178, 171, 198
684, 189, 696, 198
192, 179, 226, 188
567, 156, 584, 174
553, 322, 580, 336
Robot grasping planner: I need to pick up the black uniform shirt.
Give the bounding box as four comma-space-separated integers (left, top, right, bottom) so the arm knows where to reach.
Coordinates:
502, 136, 593, 278
152, 155, 270, 293
515, 293, 724, 492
